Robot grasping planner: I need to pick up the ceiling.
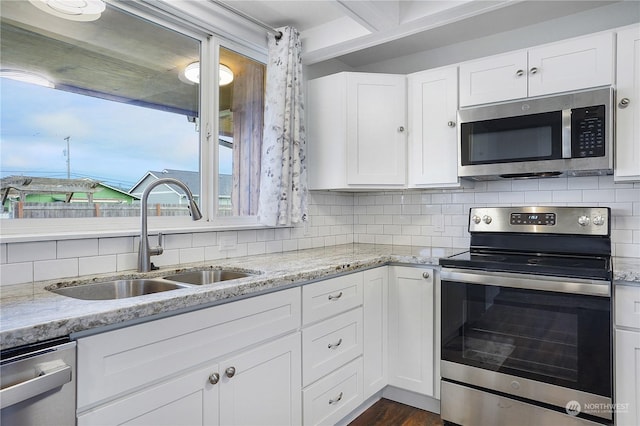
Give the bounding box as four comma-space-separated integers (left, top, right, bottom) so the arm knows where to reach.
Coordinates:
216, 0, 628, 68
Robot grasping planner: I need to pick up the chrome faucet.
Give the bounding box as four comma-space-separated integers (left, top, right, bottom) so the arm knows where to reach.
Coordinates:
138, 177, 203, 272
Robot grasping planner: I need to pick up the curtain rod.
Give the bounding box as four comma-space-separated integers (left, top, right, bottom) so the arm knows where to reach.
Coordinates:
210, 0, 283, 40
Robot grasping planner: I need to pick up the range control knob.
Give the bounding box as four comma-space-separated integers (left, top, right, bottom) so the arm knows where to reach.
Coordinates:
482, 215, 492, 224
471, 215, 482, 224
592, 215, 606, 226
578, 215, 590, 226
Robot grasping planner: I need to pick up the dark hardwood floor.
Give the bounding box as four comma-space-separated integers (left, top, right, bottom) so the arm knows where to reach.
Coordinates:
348, 398, 444, 426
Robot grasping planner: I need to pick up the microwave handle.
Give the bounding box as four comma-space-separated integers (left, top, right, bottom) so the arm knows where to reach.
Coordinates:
562, 109, 572, 159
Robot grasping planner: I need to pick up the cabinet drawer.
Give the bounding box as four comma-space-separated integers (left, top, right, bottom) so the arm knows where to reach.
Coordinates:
615, 285, 640, 330
77, 287, 301, 410
302, 307, 363, 386
302, 272, 363, 325
303, 357, 364, 426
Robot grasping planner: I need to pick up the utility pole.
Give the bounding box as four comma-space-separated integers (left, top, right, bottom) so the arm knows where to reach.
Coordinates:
64, 136, 70, 179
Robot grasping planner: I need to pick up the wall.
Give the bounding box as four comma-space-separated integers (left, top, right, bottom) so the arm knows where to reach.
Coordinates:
1, 175, 638, 290
352, 175, 640, 259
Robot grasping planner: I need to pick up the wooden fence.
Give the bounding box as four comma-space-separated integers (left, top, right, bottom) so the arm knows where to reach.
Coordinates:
6, 202, 196, 219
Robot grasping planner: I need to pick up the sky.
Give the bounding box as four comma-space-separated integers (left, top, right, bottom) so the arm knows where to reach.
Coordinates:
1, 78, 231, 191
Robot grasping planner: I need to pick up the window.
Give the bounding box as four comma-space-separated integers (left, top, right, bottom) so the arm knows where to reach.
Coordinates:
0, 1, 265, 226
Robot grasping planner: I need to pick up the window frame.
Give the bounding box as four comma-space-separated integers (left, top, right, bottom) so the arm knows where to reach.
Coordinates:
0, 0, 269, 242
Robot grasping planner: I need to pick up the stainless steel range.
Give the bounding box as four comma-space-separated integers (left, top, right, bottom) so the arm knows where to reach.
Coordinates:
439, 206, 613, 426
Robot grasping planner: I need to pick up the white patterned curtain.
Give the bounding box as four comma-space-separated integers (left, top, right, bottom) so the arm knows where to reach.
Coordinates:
258, 26, 308, 226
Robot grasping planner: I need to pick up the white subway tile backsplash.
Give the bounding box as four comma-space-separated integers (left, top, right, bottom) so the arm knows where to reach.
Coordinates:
34, 258, 78, 282
0, 244, 6, 264
58, 239, 99, 259
0, 262, 33, 286
179, 247, 205, 264
79, 255, 117, 276
616, 188, 640, 202
99, 237, 135, 255
8, 241, 56, 263
163, 233, 192, 250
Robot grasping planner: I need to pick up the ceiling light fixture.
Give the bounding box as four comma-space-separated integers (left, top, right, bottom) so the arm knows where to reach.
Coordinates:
28, 0, 106, 22
181, 62, 234, 86
0, 70, 55, 88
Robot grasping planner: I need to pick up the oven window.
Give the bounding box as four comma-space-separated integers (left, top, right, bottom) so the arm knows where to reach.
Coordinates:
460, 111, 562, 165
441, 281, 611, 397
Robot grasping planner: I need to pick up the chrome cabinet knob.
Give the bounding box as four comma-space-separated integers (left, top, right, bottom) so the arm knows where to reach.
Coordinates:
328, 338, 343, 349
422, 271, 430, 279
398, 126, 405, 132
225, 366, 236, 378
516, 69, 525, 77
329, 392, 343, 405
209, 372, 220, 385
328, 292, 343, 301
529, 67, 539, 75
578, 215, 590, 226
447, 121, 456, 128
619, 97, 630, 108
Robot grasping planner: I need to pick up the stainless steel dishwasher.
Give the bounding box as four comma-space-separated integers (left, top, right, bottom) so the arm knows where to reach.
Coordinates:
1, 337, 76, 425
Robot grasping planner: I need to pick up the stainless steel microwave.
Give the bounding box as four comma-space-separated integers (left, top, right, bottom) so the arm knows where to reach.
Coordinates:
457, 87, 613, 180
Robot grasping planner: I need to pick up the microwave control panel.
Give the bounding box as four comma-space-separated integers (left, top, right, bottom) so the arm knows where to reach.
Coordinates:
572, 105, 605, 158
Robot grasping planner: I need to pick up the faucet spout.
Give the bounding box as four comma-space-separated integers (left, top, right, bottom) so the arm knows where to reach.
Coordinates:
138, 177, 203, 272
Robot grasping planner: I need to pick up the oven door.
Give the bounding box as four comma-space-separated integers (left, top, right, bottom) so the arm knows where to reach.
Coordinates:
440, 268, 612, 421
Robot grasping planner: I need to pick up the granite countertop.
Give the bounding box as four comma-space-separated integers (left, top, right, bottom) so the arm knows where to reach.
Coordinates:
1, 243, 638, 351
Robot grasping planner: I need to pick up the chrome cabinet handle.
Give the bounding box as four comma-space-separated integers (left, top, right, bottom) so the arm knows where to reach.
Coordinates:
328, 291, 343, 301
398, 126, 405, 132
529, 67, 539, 75
516, 69, 524, 77
328, 338, 343, 349
619, 97, 630, 108
329, 392, 343, 405
422, 271, 430, 279
447, 121, 455, 128
225, 366, 236, 378
209, 372, 220, 385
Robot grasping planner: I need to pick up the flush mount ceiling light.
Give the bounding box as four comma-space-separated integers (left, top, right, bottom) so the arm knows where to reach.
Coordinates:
28, 0, 106, 22
180, 62, 234, 86
0, 69, 55, 88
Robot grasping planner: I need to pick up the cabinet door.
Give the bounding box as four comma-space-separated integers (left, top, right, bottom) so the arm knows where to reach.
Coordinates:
528, 32, 614, 97
346, 73, 407, 186
459, 50, 527, 106
615, 329, 640, 426
408, 66, 459, 188
615, 25, 640, 182
363, 267, 388, 398
77, 364, 219, 426
218, 333, 301, 426
388, 266, 435, 396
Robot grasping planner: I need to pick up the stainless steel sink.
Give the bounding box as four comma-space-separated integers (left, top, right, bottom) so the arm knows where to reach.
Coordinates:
164, 269, 256, 285
50, 279, 188, 300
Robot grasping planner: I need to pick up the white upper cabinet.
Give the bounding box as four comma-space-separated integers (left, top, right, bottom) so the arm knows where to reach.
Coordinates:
407, 66, 460, 188
460, 32, 614, 106
307, 72, 407, 190
615, 25, 640, 182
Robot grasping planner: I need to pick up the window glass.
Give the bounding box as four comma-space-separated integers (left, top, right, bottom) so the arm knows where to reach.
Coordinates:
218, 47, 265, 217
0, 1, 200, 219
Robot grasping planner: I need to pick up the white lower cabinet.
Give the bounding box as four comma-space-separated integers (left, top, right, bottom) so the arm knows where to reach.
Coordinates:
362, 267, 388, 399
78, 333, 301, 426
615, 284, 640, 426
388, 266, 435, 396
76, 287, 302, 426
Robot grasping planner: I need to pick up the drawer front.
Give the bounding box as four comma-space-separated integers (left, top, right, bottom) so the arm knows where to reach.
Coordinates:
302, 307, 363, 386
303, 357, 364, 426
615, 284, 640, 330
77, 287, 301, 411
302, 273, 363, 325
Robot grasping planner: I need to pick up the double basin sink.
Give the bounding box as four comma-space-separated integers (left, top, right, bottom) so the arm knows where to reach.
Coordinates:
50, 269, 258, 300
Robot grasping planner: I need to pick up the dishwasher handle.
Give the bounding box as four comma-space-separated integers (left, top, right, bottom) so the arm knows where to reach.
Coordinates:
0, 361, 72, 409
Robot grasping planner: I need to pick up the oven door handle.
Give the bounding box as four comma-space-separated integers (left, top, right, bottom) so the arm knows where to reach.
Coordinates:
440, 268, 610, 297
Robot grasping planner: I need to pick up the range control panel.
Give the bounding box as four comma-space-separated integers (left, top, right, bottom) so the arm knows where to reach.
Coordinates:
469, 206, 610, 236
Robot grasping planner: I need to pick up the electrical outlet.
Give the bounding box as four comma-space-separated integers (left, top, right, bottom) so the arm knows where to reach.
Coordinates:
218, 235, 237, 251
